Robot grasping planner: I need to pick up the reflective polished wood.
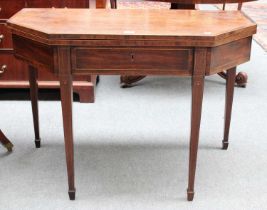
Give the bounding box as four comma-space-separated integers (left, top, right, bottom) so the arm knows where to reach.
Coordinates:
7, 8, 256, 201
117, 0, 255, 87
0, 0, 94, 103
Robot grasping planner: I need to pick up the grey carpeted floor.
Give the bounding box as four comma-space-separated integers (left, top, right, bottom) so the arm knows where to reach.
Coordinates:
0, 41, 267, 210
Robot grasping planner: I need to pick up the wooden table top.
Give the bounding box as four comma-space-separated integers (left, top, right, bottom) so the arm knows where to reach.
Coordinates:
7, 9, 256, 46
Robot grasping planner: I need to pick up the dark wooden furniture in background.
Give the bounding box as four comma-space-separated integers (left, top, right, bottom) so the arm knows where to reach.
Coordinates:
0, 129, 13, 152
0, 0, 96, 103
110, 0, 256, 88
8, 8, 256, 201
96, 0, 107, 8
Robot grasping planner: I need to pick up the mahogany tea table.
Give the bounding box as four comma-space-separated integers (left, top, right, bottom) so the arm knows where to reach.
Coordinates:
7, 9, 256, 201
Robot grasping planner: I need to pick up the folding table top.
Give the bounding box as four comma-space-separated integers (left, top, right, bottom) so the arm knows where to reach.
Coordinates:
7, 9, 256, 46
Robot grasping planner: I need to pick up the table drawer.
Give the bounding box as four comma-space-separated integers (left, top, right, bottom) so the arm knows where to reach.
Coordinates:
0, 0, 25, 19
0, 50, 27, 80
65, 0, 89, 8
72, 48, 193, 75
25, 0, 63, 8
25, 0, 88, 8
0, 23, 12, 48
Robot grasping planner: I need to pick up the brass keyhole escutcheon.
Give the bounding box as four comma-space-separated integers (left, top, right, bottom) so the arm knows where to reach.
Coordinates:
131, 53, 134, 62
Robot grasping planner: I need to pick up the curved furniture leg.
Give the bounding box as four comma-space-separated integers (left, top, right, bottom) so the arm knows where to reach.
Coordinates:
222, 67, 236, 150
0, 129, 13, 152
29, 65, 41, 148
218, 71, 247, 88
120, 75, 146, 88
187, 48, 206, 201
235, 71, 247, 87
58, 47, 75, 200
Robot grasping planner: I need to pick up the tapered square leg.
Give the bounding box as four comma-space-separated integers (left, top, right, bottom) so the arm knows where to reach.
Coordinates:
28, 65, 41, 148
60, 76, 75, 200
187, 48, 206, 201
222, 67, 236, 150
35, 139, 41, 148
58, 47, 76, 200
68, 189, 76, 200
187, 189, 194, 201
222, 141, 229, 150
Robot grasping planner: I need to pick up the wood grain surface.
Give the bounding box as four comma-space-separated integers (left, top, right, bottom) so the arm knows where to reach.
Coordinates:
7, 9, 256, 46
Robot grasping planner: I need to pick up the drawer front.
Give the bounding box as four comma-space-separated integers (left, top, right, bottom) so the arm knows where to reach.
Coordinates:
0, 50, 28, 80
0, 23, 12, 48
25, 0, 88, 8
65, 0, 89, 8
207, 37, 252, 75
25, 0, 63, 8
72, 48, 193, 75
0, 0, 25, 19
0, 50, 92, 82
0, 50, 58, 81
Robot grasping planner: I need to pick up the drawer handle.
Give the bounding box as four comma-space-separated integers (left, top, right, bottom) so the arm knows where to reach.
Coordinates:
0, 34, 4, 43
0, 64, 7, 74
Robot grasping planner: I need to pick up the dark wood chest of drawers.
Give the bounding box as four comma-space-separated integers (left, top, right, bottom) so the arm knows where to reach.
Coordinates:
0, 0, 96, 103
